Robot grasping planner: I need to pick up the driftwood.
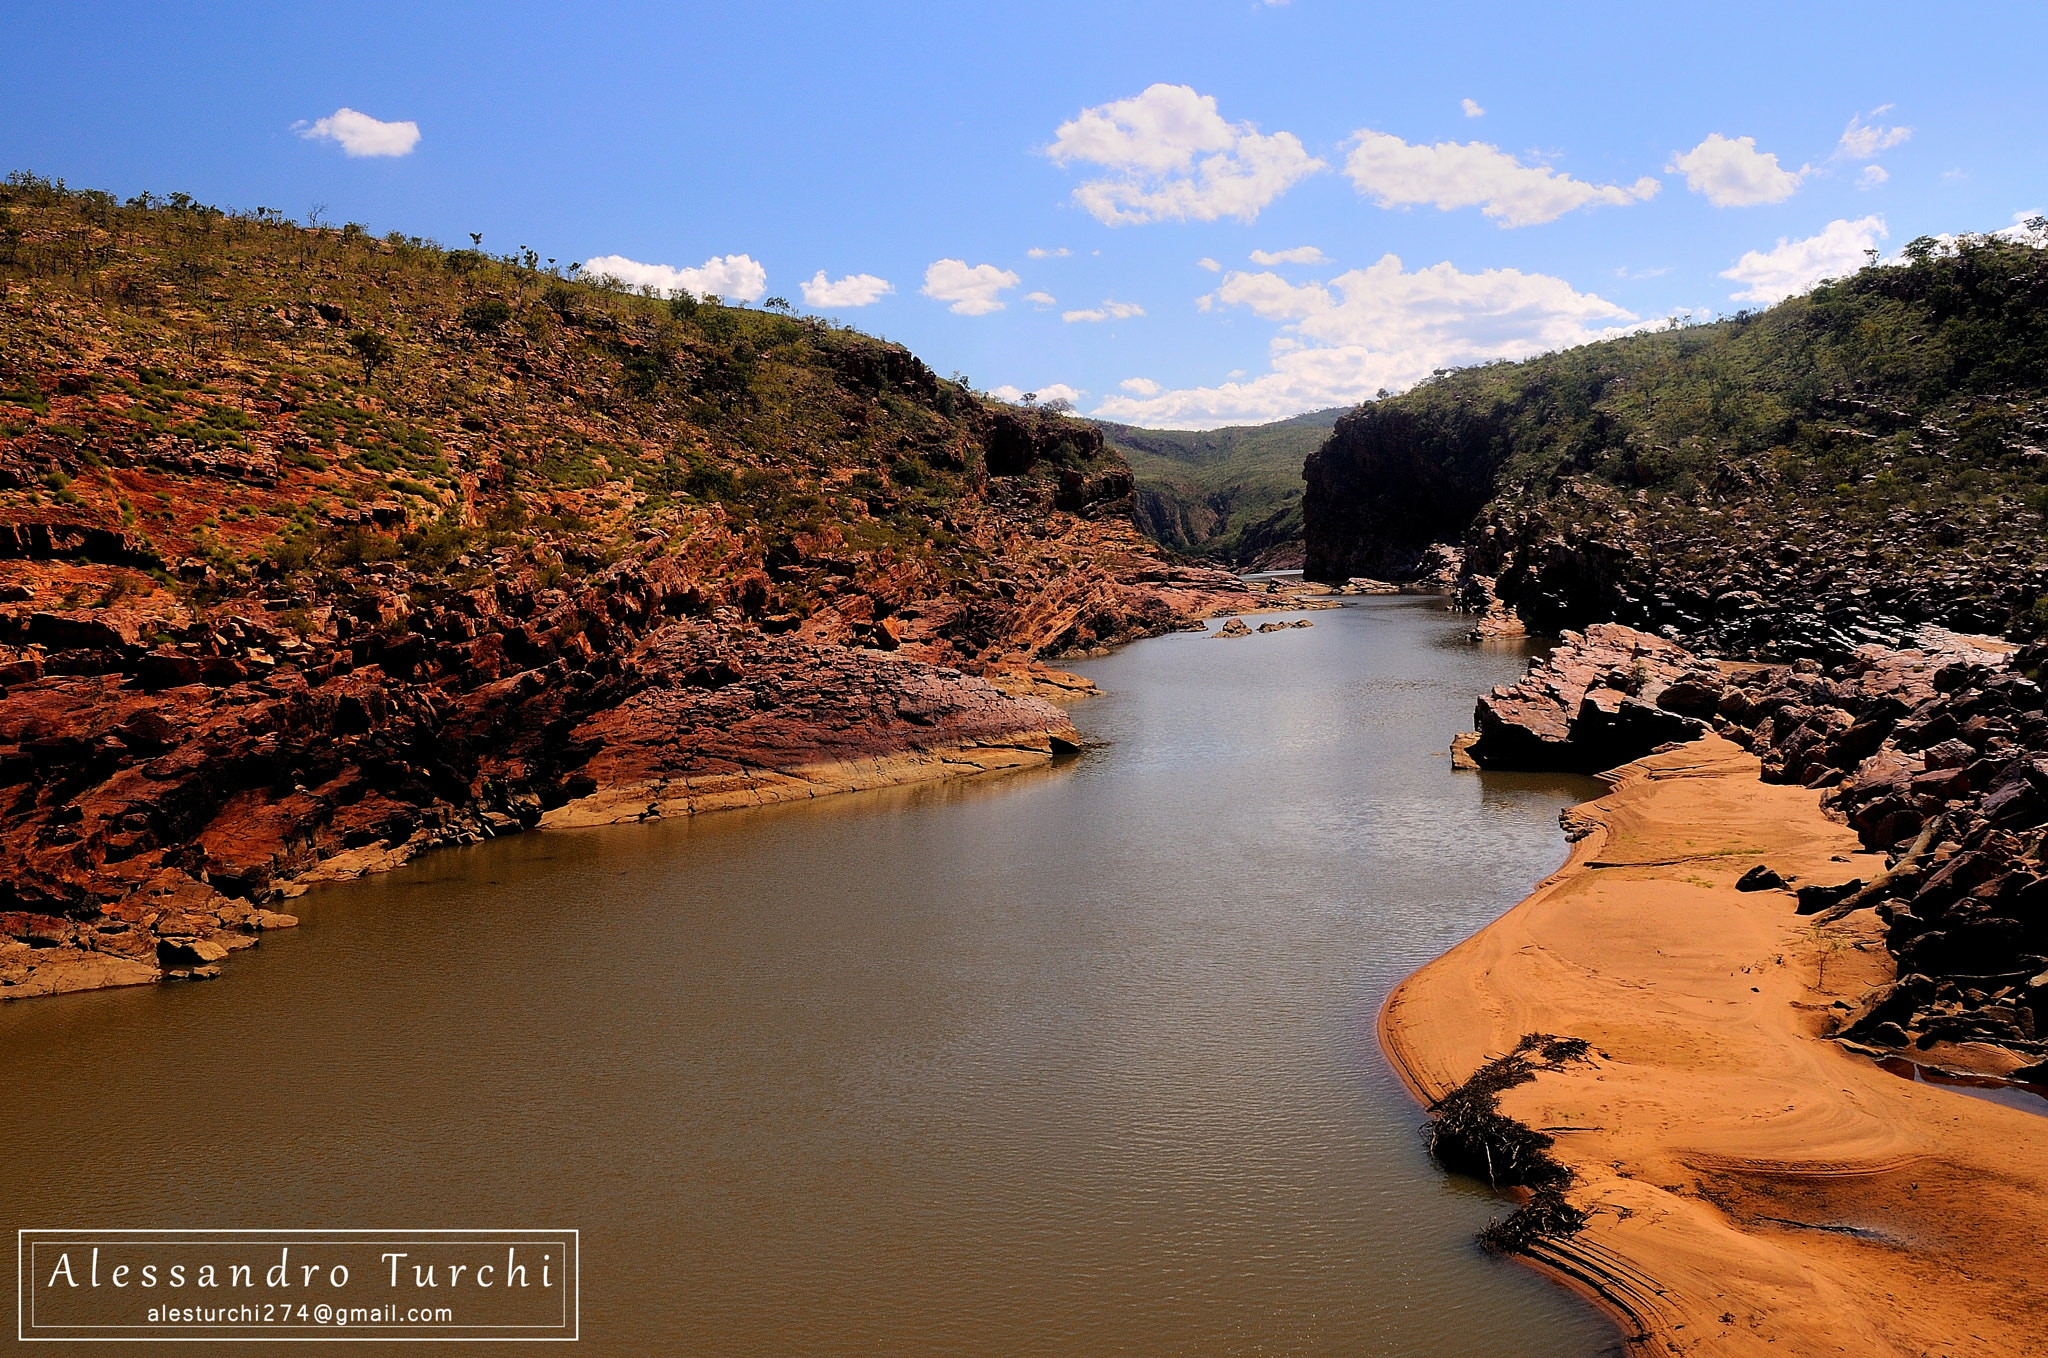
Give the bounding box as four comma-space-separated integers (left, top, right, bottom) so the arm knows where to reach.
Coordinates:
1817, 814, 1948, 923
1424, 1034, 1593, 1254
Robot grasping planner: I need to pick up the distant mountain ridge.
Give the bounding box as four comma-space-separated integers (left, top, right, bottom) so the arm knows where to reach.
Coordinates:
1096, 407, 1344, 569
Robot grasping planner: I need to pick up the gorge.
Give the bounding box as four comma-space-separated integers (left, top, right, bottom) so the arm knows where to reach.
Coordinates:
8, 171, 2048, 1356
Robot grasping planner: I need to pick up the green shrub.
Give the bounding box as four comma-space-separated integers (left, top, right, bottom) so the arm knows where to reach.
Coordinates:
328, 528, 400, 566
459, 298, 513, 335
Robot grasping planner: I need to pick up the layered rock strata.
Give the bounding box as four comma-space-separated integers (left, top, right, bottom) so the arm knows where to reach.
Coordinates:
0, 183, 1270, 1000
0, 538, 1256, 1001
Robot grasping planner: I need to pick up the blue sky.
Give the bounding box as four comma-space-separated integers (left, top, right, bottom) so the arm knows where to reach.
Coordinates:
5, 1, 2044, 428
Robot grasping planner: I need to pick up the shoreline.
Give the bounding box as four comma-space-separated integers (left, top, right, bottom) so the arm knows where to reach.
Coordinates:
0, 586, 1323, 1007
0, 712, 1085, 1002
1380, 735, 2048, 1355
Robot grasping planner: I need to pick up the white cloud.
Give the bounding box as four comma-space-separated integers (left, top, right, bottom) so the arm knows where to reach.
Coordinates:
1998, 210, 2048, 244
1858, 165, 1890, 190
1197, 257, 1221, 272
1063, 300, 1146, 323
1343, 131, 1659, 228
1025, 291, 1057, 307
1721, 216, 1886, 304
1093, 254, 1640, 428
990, 382, 1084, 404
297, 108, 420, 158
1249, 245, 1326, 265
1120, 377, 1162, 395
1026, 247, 1071, 259
1461, 98, 1485, 119
581, 252, 768, 303
1878, 212, 2048, 266
799, 270, 892, 308
1668, 134, 1803, 207
1048, 83, 1325, 225
1837, 109, 1911, 161
921, 259, 1020, 315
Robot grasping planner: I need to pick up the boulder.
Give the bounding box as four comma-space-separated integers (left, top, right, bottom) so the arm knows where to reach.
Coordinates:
1469, 624, 1708, 772
1796, 880, 1865, 915
158, 937, 230, 965
137, 650, 205, 690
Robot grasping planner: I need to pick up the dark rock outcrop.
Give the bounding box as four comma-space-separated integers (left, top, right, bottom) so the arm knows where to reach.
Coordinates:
1467, 623, 1713, 772
1303, 403, 1502, 582
1459, 486, 2045, 657
1714, 640, 2048, 1065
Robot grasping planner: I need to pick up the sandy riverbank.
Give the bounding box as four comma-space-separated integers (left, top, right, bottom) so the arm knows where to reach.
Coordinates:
1381, 734, 2048, 1355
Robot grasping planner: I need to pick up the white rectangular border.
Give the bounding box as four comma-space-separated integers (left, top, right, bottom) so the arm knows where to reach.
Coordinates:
18, 1230, 578, 1342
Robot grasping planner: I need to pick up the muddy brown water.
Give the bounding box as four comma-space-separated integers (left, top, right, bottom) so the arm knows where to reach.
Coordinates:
1, 596, 1623, 1356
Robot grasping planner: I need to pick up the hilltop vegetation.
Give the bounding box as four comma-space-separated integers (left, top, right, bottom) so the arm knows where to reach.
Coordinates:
0, 171, 1144, 631
1305, 223, 2048, 652
1103, 408, 1340, 569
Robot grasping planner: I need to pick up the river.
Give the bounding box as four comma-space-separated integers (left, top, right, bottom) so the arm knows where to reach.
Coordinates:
0, 595, 1619, 1356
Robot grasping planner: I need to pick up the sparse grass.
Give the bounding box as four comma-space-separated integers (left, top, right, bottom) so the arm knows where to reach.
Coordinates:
0, 169, 1142, 663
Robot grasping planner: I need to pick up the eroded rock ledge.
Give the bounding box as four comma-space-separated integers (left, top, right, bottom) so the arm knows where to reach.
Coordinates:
1467, 622, 1720, 772
1, 539, 1262, 1002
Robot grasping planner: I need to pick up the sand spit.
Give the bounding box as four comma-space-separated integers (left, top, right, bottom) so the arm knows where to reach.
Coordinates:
1382, 735, 2048, 1355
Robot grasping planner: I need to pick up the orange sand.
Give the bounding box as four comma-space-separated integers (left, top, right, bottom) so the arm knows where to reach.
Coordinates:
1381, 735, 2048, 1355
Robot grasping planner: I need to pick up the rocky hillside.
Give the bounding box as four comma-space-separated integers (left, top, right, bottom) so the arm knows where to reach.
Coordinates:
1104, 408, 1340, 570
1304, 224, 2048, 654
0, 172, 1262, 1000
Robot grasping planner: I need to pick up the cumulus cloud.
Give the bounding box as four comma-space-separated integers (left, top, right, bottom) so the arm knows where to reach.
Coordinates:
1025, 291, 1057, 307
297, 108, 420, 158
580, 252, 768, 303
1092, 254, 1640, 428
990, 382, 1084, 405
1048, 83, 1325, 225
1668, 134, 1803, 207
921, 259, 1020, 315
1120, 377, 1162, 395
1027, 247, 1071, 259
1197, 257, 1221, 272
1837, 108, 1911, 161
1721, 216, 1886, 304
799, 270, 893, 308
1343, 131, 1659, 228
1063, 300, 1146, 323
1249, 245, 1326, 265
1461, 98, 1485, 119
1858, 165, 1890, 190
